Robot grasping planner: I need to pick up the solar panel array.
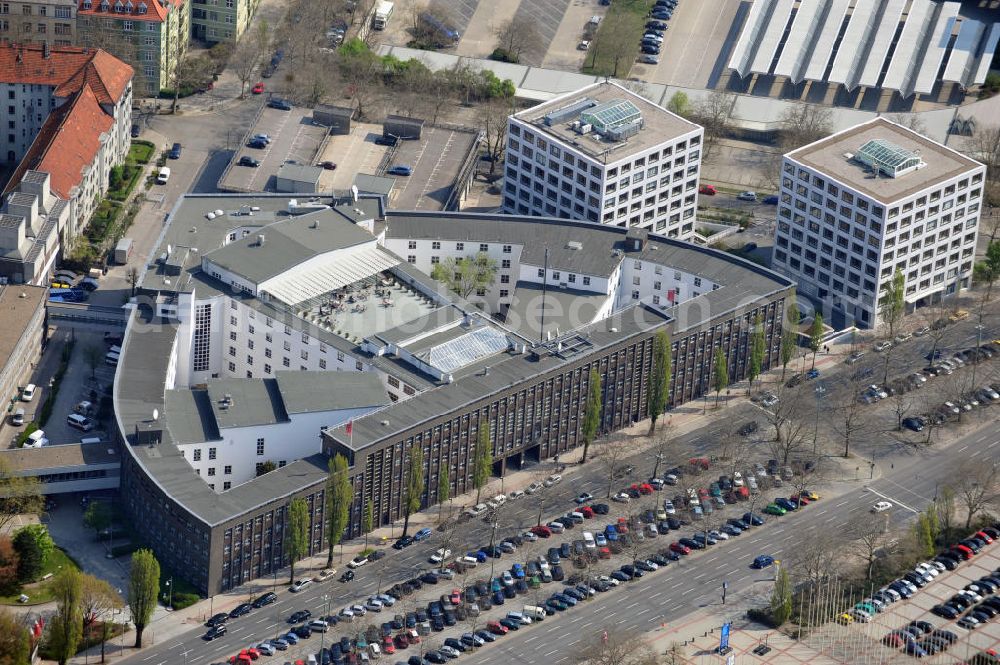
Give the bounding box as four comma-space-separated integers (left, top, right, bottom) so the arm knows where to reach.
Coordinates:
424, 326, 510, 374
728, 0, 998, 95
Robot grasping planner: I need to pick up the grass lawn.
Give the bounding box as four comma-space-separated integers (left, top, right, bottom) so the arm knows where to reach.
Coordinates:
128, 141, 155, 165
582, 0, 654, 77
0, 547, 80, 605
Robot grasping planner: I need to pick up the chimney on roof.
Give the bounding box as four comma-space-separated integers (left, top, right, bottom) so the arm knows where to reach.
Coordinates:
43, 42, 50, 59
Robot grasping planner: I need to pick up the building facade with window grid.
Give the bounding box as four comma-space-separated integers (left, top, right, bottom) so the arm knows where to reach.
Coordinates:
0, 0, 77, 47
772, 118, 985, 328
502, 81, 704, 240
190, 0, 257, 44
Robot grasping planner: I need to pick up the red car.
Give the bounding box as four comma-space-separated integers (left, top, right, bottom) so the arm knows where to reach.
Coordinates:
598, 546, 611, 559
688, 457, 710, 470
394, 633, 409, 649
670, 542, 691, 555
790, 494, 811, 506
487, 620, 508, 635
976, 531, 994, 544
580, 506, 594, 518
699, 184, 717, 195
252, 82, 264, 94
616, 517, 629, 533
382, 637, 395, 654
449, 588, 462, 605
530, 525, 552, 538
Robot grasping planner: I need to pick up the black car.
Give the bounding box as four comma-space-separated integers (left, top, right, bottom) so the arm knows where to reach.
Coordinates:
204, 624, 227, 640
444, 637, 467, 652
393, 536, 414, 549
679, 537, 704, 550
252, 592, 276, 608
340, 570, 354, 582
425, 651, 447, 664
421, 572, 439, 585
293, 624, 312, 638
559, 542, 572, 558
289, 610, 312, 623
169, 142, 182, 159
268, 98, 292, 110
592, 503, 610, 515
206, 612, 229, 627
743, 512, 766, 526
738, 421, 758, 436
931, 604, 959, 619
229, 602, 252, 618
375, 135, 398, 147
238, 156, 260, 167
130, 123, 141, 138
641, 45, 660, 55
551, 565, 565, 581
621, 564, 643, 578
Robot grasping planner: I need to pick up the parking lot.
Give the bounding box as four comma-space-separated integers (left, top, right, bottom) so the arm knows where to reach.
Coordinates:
634, 0, 744, 88
316, 122, 478, 210
219, 104, 327, 192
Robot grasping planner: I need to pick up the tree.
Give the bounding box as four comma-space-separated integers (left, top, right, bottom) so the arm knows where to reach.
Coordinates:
362, 500, 373, 550
472, 428, 492, 505
574, 628, 658, 665
492, 16, 539, 63
478, 98, 512, 176
747, 315, 765, 396
84, 344, 104, 380
430, 252, 499, 300
762, 389, 811, 465
581, 368, 602, 464
770, 566, 792, 625
230, 33, 263, 99
830, 382, 872, 457
585, 11, 637, 77
48, 568, 83, 665
780, 295, 799, 381
12, 524, 53, 583
955, 461, 999, 528
256, 460, 278, 476
83, 501, 113, 535
808, 313, 824, 370
849, 514, 892, 582
788, 531, 837, 587
973, 240, 1000, 302
712, 348, 729, 407
779, 103, 832, 150
936, 486, 956, 542
0, 537, 18, 595
880, 268, 906, 338
127, 549, 159, 648
968, 124, 1000, 182
666, 91, 691, 117
0, 458, 43, 534
436, 467, 450, 525
914, 513, 935, 559
597, 438, 631, 499
401, 446, 424, 538
337, 39, 384, 120
80, 574, 122, 664
326, 453, 352, 567
692, 90, 736, 159
646, 331, 671, 434
0, 608, 31, 665
286, 497, 310, 583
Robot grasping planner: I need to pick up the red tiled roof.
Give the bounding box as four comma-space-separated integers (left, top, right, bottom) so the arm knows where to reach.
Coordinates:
7, 84, 115, 199
76, 0, 185, 23
0, 44, 133, 104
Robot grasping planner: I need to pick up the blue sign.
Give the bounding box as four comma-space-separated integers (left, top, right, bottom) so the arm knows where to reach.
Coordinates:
720, 622, 731, 650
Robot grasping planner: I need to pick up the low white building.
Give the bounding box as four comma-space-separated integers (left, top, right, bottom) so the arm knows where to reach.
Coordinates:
502, 81, 704, 240
772, 117, 985, 328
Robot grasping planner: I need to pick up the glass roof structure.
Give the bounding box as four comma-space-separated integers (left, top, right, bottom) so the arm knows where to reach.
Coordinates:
854, 139, 924, 178
421, 326, 510, 374
581, 99, 642, 132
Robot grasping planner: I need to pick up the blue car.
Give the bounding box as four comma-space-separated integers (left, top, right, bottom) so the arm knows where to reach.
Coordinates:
751, 555, 774, 569
414, 527, 432, 541
775, 498, 797, 511
468, 550, 487, 563
169, 142, 182, 159
604, 525, 619, 541
511, 563, 525, 580
762, 195, 779, 205
387, 165, 413, 176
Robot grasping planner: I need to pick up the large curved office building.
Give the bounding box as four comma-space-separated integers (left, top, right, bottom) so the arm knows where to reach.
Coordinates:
114, 192, 793, 594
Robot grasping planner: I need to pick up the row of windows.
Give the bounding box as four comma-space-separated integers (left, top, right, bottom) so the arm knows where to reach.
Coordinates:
410, 240, 512, 253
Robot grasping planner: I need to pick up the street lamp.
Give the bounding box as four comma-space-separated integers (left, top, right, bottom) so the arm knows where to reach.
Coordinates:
319, 594, 330, 655
811, 383, 826, 455
164, 578, 173, 610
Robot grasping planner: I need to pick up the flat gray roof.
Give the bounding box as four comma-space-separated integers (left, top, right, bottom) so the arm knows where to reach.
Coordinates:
504, 281, 609, 340
274, 370, 390, 414
206, 378, 287, 429
163, 389, 220, 444
278, 163, 323, 185
515, 80, 701, 160
787, 117, 983, 203
0, 442, 119, 472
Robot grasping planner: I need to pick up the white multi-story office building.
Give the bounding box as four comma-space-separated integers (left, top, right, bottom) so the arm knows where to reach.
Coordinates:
772, 118, 985, 328
502, 81, 704, 240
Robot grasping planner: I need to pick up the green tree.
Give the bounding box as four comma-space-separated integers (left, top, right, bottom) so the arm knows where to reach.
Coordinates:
924, 504, 939, 545
362, 500, 373, 550
326, 453, 353, 567
581, 368, 602, 464
0, 607, 31, 665
473, 428, 492, 505
808, 313, 824, 370
770, 567, 792, 625
712, 348, 729, 407
747, 315, 765, 396
12, 524, 53, 583
437, 467, 450, 525
915, 514, 935, 558
401, 446, 424, 538
666, 91, 691, 117
127, 549, 159, 648
973, 240, 1000, 302
80, 573, 122, 663
879, 268, 906, 338
0, 537, 18, 595
286, 498, 310, 584
83, 501, 113, 535
430, 252, 499, 300
256, 460, 277, 476
48, 568, 83, 665
780, 295, 799, 380
646, 331, 671, 434
0, 458, 43, 534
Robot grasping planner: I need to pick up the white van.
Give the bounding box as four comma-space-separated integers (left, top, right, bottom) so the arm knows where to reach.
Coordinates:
105, 351, 119, 366
308, 619, 329, 633
156, 167, 170, 184
506, 611, 531, 625
21, 384, 36, 402
583, 531, 596, 550
25, 430, 48, 447
67, 413, 95, 432
522, 605, 546, 621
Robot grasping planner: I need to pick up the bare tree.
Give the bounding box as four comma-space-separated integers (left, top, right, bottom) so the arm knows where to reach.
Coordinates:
885, 113, 927, 135
829, 381, 874, 457
779, 103, 833, 151
479, 97, 512, 177
954, 460, 999, 528
574, 628, 659, 665
848, 512, 893, 582
692, 91, 736, 160
596, 438, 632, 499
761, 389, 812, 465
492, 16, 540, 64
788, 531, 838, 587
966, 124, 1000, 182
584, 11, 635, 78
231, 34, 264, 99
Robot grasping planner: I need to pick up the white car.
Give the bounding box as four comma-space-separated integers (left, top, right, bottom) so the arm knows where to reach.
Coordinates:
486, 494, 506, 509
313, 569, 335, 582
376, 593, 396, 606
465, 503, 488, 517
737, 191, 757, 201
597, 574, 620, 587
347, 556, 368, 569
543, 474, 562, 487
760, 393, 779, 408
24, 429, 48, 448
874, 341, 893, 352
365, 598, 383, 612
871, 501, 893, 513
429, 548, 451, 564
577, 40, 591, 51
520, 530, 538, 542
662, 501, 676, 514
289, 579, 312, 592
525, 482, 543, 494
732, 472, 744, 488
507, 489, 525, 501
612, 492, 631, 503
256, 643, 275, 656
867, 385, 888, 399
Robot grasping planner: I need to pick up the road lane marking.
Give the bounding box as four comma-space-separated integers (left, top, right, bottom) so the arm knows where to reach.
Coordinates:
866, 487, 918, 513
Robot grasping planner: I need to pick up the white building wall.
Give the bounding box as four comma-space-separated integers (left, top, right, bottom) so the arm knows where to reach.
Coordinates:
0, 82, 56, 163
612, 258, 714, 312
773, 156, 985, 328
